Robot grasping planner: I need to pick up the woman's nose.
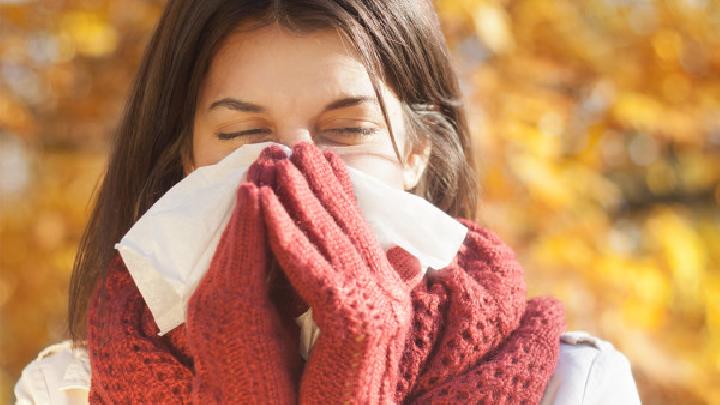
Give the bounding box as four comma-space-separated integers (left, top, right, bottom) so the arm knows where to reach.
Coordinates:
276, 128, 313, 147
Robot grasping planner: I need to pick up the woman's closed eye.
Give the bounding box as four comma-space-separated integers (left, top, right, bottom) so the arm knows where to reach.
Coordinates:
216, 128, 272, 140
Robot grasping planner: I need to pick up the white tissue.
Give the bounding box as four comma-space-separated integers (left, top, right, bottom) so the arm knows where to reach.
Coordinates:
115, 141, 468, 337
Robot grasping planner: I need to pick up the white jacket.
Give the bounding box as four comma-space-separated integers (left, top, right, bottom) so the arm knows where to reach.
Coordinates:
14, 330, 641, 404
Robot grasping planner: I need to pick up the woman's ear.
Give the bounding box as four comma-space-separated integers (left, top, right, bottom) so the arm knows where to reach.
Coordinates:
402, 137, 431, 191
181, 142, 195, 176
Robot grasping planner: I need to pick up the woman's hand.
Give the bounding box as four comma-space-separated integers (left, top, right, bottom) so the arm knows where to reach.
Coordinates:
185, 146, 300, 404
258, 142, 423, 404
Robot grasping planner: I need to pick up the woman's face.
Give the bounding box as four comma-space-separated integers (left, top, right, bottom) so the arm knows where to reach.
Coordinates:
188, 23, 429, 190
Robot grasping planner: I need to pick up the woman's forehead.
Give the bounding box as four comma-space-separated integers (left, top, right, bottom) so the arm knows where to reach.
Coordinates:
199, 24, 380, 112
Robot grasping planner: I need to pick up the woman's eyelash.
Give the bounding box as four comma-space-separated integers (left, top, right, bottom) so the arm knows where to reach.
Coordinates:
216, 128, 271, 140
216, 127, 378, 140
327, 127, 378, 136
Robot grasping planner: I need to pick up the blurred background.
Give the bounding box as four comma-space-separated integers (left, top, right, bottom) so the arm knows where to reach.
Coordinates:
0, 0, 718, 403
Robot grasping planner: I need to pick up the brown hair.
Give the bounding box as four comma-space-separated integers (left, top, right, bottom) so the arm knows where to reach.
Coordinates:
68, 0, 478, 343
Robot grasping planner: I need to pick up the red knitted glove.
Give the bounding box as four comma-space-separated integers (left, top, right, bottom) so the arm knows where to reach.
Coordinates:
258, 142, 421, 404
185, 146, 300, 404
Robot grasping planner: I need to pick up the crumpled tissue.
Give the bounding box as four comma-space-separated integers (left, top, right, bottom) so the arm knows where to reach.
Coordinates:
114, 141, 468, 359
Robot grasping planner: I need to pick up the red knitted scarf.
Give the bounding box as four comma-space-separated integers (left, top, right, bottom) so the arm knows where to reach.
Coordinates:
86, 217, 565, 404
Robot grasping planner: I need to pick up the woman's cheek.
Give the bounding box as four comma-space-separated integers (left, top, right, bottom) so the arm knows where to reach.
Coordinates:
334, 153, 405, 190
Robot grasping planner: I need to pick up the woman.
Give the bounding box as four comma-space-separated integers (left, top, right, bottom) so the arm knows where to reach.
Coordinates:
14, 1, 641, 404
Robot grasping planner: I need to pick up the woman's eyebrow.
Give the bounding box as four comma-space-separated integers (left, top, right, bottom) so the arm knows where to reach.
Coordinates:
321, 95, 378, 112
208, 98, 265, 113
207, 95, 378, 113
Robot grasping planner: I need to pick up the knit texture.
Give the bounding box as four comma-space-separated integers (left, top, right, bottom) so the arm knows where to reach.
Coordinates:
396, 220, 565, 404
86, 143, 566, 404
184, 183, 301, 403
87, 147, 302, 403
257, 143, 420, 404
